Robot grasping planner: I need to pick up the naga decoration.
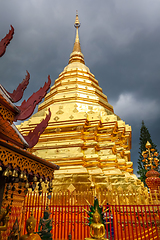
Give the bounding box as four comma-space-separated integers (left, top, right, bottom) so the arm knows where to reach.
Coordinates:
6, 71, 30, 103
14, 75, 51, 121
0, 25, 14, 57
84, 197, 110, 240
24, 108, 51, 148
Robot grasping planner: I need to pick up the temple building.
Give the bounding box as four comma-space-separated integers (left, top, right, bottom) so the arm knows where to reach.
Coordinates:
17, 13, 143, 192
0, 25, 59, 240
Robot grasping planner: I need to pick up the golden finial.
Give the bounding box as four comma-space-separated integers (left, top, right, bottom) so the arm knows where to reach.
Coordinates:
145, 141, 151, 149
69, 11, 85, 64
74, 10, 80, 28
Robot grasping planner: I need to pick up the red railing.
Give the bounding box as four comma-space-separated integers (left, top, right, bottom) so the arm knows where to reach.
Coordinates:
22, 192, 160, 240
4, 191, 159, 240
111, 205, 160, 240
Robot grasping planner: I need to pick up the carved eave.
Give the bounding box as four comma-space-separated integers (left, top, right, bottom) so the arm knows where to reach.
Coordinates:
0, 87, 28, 147
5, 70, 30, 103
0, 25, 14, 58
14, 75, 51, 121
24, 109, 51, 148
0, 117, 29, 148
0, 139, 59, 181
0, 85, 20, 123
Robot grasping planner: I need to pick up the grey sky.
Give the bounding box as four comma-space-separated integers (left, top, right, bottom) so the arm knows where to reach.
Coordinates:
1, 0, 160, 175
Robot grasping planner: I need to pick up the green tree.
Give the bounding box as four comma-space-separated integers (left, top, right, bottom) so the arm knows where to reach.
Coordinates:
137, 120, 159, 186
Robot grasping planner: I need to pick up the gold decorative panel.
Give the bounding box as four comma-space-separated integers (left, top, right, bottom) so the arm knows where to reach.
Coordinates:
0, 103, 14, 123
0, 145, 54, 179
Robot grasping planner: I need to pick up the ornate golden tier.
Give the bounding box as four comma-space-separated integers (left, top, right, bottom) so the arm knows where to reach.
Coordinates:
17, 13, 142, 192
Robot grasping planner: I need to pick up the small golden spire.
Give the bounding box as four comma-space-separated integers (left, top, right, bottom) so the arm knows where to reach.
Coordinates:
69, 11, 85, 64
73, 10, 81, 52
142, 141, 159, 170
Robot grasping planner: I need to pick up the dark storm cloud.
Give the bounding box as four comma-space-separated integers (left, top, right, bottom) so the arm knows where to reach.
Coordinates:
1, 0, 160, 175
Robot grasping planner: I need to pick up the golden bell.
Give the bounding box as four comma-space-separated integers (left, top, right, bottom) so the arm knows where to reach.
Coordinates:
23, 173, 27, 181
3, 168, 9, 177
19, 172, 24, 180
25, 181, 30, 189
12, 170, 17, 177
33, 175, 37, 182
90, 182, 95, 188
49, 181, 53, 187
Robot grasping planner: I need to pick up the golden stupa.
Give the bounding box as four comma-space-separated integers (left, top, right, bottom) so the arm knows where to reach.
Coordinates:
18, 13, 143, 192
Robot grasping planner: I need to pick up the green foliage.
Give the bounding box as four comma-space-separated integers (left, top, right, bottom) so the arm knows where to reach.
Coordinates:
137, 120, 159, 186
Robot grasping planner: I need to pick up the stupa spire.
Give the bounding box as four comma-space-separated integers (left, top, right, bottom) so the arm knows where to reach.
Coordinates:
69, 11, 85, 64
73, 11, 81, 52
